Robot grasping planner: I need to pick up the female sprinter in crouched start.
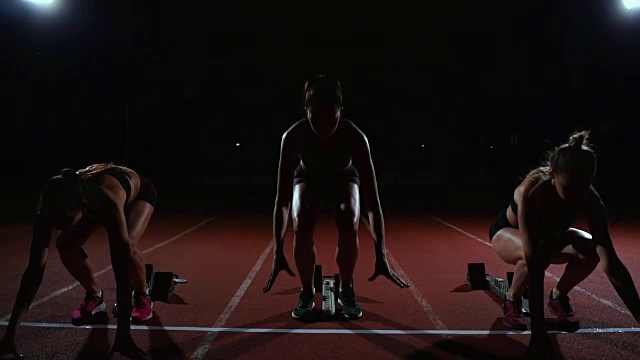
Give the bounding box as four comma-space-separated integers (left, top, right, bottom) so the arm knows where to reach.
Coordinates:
490, 131, 640, 331
0, 163, 157, 359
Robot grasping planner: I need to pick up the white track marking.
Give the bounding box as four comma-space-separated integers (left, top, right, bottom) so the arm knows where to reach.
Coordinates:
1, 321, 638, 335
190, 243, 273, 359
387, 253, 448, 331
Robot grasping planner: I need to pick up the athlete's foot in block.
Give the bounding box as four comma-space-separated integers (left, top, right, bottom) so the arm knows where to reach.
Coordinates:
502, 298, 528, 331
72, 291, 107, 326
292, 289, 315, 320
131, 293, 154, 323
338, 287, 363, 319
547, 291, 580, 329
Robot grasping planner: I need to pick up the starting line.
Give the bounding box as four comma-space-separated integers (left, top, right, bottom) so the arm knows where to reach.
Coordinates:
1, 321, 639, 335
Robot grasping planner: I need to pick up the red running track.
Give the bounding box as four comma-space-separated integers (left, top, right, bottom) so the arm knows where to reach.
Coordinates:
1, 211, 640, 359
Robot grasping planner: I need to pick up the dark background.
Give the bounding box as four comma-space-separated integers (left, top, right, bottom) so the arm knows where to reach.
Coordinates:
1, 1, 639, 223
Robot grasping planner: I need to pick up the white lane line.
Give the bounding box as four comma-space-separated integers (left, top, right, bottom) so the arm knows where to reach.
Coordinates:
190, 243, 273, 360
0, 214, 224, 322
387, 253, 448, 332
140, 215, 222, 255
1, 321, 639, 335
423, 213, 631, 315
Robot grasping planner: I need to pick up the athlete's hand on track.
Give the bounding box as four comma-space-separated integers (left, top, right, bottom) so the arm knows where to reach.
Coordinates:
263, 250, 296, 293
369, 254, 409, 288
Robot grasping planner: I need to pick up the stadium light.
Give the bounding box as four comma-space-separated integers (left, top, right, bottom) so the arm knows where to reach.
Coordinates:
623, 0, 640, 9
22, 0, 56, 5
20, 0, 62, 14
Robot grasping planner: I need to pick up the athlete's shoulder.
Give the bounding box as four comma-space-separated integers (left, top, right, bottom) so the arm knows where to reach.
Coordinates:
341, 119, 368, 141
517, 172, 547, 204
585, 185, 605, 208
342, 119, 362, 132
283, 119, 308, 138
280, 119, 309, 151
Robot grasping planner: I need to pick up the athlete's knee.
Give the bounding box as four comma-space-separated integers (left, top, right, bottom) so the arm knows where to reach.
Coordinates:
335, 203, 359, 235
583, 253, 600, 269
122, 239, 135, 258
579, 243, 600, 267
58, 246, 84, 262
293, 207, 316, 238
59, 247, 88, 264
492, 233, 523, 265
570, 235, 599, 263
56, 236, 83, 258
516, 259, 528, 270
128, 244, 143, 260
56, 239, 73, 254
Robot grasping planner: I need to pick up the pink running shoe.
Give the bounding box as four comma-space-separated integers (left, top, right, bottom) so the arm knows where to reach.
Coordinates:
72, 292, 106, 325
547, 291, 580, 327
131, 292, 153, 323
502, 298, 528, 331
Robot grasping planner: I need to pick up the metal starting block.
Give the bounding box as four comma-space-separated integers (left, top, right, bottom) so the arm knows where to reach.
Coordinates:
113, 263, 188, 318
151, 271, 188, 302
467, 262, 529, 316
321, 274, 341, 317
315, 264, 341, 318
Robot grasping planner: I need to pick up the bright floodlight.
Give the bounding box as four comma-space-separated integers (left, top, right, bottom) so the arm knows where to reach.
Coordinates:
623, 0, 640, 9
22, 0, 55, 5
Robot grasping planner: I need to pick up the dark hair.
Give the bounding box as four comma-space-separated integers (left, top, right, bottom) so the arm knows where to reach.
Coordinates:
528, 130, 597, 180
303, 74, 343, 109
39, 168, 86, 215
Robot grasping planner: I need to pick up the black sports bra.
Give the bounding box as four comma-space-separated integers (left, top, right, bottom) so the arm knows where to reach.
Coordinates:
510, 179, 577, 238
298, 122, 353, 175
82, 166, 133, 219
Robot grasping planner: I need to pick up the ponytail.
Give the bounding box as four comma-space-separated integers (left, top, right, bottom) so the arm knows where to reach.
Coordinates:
524, 130, 596, 181
567, 130, 590, 149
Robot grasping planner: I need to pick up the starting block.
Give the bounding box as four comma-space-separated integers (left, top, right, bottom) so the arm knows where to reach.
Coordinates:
315, 264, 341, 318
113, 263, 188, 318
466, 262, 529, 315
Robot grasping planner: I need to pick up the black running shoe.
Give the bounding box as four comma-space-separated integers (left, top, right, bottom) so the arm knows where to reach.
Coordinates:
338, 287, 362, 319
291, 289, 315, 319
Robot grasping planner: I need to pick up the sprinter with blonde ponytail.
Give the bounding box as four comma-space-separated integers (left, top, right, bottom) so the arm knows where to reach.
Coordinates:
489, 130, 640, 339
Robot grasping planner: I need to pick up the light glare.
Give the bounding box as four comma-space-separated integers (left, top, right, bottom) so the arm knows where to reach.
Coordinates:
623, 0, 640, 9
23, 0, 55, 5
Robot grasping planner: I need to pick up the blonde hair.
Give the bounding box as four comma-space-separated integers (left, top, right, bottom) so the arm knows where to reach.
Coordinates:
78, 162, 117, 180
526, 130, 596, 180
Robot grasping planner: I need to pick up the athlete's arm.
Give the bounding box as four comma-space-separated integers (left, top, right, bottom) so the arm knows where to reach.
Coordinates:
350, 124, 385, 256
273, 128, 299, 254
1, 207, 53, 350
517, 178, 545, 331
349, 123, 408, 288
586, 187, 640, 322
263, 126, 300, 293
96, 176, 144, 353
